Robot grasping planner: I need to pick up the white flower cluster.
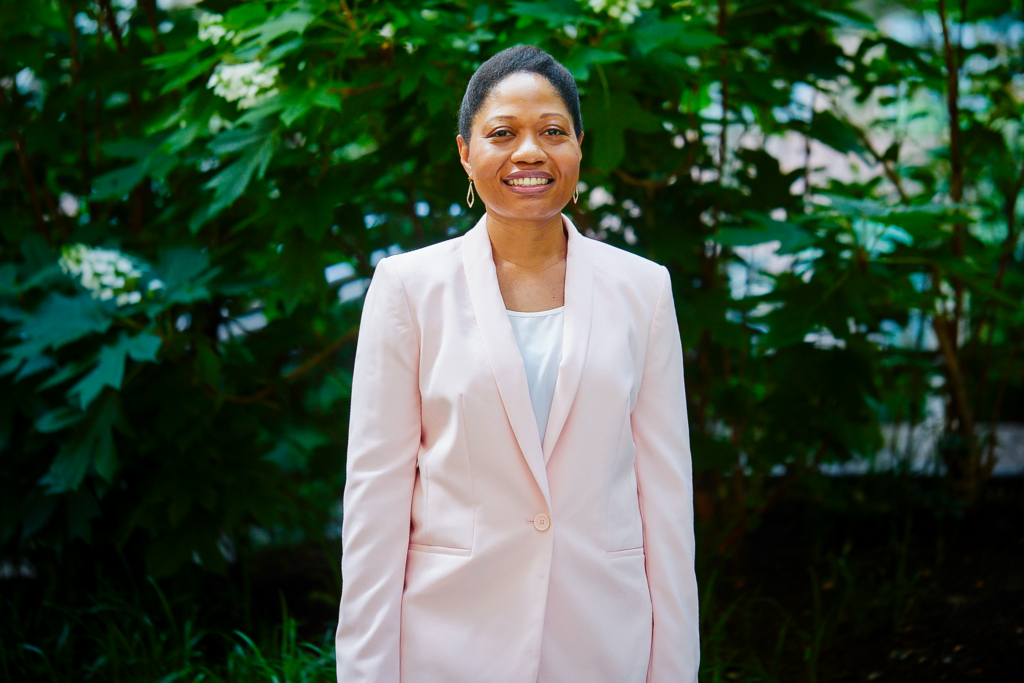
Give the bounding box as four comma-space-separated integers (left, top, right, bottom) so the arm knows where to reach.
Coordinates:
585, 0, 653, 24
207, 61, 280, 109
197, 12, 235, 45
59, 244, 164, 307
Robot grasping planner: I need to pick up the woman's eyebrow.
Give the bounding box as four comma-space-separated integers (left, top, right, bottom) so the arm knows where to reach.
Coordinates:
539, 113, 569, 122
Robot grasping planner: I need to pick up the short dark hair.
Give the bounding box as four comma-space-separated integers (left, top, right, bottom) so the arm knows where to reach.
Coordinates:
458, 45, 583, 144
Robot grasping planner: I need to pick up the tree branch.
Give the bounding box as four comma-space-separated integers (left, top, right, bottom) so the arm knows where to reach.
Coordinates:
931, 300, 974, 437
219, 328, 358, 404
613, 168, 673, 189
717, 0, 729, 189
9, 131, 49, 242
338, 0, 359, 31
139, 0, 165, 53
2, 86, 49, 242
97, 0, 139, 115
937, 0, 964, 206
829, 97, 909, 202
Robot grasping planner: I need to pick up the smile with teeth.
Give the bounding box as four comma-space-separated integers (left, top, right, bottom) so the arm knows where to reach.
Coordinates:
504, 177, 553, 187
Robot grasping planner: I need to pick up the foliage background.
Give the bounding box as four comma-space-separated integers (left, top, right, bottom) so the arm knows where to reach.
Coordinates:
1, 0, 1022, 680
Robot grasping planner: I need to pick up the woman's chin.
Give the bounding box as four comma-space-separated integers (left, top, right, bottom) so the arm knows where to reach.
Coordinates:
483, 191, 571, 219
488, 202, 568, 222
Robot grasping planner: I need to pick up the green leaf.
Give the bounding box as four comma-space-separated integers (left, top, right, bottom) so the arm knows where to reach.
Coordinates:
237, 9, 314, 45
715, 214, 817, 254
102, 137, 161, 160
632, 18, 723, 55
158, 55, 220, 96
281, 100, 312, 128
335, 133, 378, 162
21, 494, 59, 539
0, 263, 17, 296
207, 126, 269, 155
39, 393, 130, 492
809, 111, 867, 156
6, 294, 112, 361
14, 353, 55, 381
1, 303, 32, 324
69, 332, 162, 409
196, 132, 276, 230
586, 91, 664, 172
91, 163, 149, 200
156, 247, 218, 304
161, 123, 203, 155
35, 405, 84, 434
263, 424, 330, 474
36, 359, 96, 390
311, 87, 342, 112
233, 94, 289, 126
507, 0, 582, 27
91, 138, 175, 199
195, 342, 222, 388
143, 42, 204, 70
822, 196, 964, 237
562, 48, 627, 81
399, 72, 422, 100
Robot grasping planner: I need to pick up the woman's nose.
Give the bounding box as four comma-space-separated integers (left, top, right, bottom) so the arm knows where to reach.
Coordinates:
511, 133, 545, 165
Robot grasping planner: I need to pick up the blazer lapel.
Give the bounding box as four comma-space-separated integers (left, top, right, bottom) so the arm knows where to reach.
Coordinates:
461, 217, 551, 509
542, 215, 594, 463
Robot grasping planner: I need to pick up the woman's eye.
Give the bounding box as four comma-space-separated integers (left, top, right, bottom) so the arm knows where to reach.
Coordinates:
544, 128, 567, 136
491, 130, 512, 138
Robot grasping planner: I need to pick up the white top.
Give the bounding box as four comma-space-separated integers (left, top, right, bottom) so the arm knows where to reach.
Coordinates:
506, 307, 564, 444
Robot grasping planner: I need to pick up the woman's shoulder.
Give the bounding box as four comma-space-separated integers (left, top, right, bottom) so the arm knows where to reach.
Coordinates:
376, 233, 466, 286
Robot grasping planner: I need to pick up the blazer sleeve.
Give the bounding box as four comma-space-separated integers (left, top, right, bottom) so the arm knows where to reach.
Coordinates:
336, 257, 421, 683
631, 267, 700, 683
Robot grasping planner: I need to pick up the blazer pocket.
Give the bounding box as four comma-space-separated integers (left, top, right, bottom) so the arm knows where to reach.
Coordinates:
606, 546, 645, 559
408, 543, 472, 557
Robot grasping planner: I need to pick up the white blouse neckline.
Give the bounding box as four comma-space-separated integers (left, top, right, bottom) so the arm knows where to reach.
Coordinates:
506, 306, 565, 317
505, 306, 564, 444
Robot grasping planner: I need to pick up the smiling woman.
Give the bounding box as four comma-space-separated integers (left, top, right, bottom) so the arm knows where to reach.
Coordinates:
336, 45, 699, 683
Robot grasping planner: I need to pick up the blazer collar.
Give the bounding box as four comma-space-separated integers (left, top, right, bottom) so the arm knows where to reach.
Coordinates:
461, 214, 594, 507
542, 215, 593, 463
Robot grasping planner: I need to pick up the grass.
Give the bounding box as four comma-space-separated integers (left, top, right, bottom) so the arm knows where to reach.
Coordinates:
1, 577, 335, 683
4, 534, 924, 683
696, 505, 942, 683
7, 477, 1006, 683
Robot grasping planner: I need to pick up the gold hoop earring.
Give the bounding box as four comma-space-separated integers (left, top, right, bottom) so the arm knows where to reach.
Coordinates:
466, 177, 475, 209
573, 185, 579, 204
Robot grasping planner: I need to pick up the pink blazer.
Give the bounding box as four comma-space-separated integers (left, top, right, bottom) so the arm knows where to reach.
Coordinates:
336, 214, 699, 683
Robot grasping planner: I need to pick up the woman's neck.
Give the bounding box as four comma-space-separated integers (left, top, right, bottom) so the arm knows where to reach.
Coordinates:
485, 212, 567, 271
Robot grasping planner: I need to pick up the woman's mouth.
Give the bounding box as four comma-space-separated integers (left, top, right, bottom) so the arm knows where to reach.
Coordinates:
504, 177, 553, 187
503, 174, 555, 194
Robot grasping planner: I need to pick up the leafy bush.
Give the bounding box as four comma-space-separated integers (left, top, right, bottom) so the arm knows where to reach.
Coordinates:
1, 0, 1021, 582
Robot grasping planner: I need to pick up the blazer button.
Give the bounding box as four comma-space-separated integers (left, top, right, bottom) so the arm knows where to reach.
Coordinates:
533, 514, 551, 532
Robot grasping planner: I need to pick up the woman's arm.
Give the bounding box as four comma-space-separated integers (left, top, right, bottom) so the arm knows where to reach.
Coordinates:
336, 257, 421, 683
631, 266, 700, 683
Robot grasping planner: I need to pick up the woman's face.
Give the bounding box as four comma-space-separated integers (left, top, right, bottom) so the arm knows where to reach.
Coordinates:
457, 72, 583, 225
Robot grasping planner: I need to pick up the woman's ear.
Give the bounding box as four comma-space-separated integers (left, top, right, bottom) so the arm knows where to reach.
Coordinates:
577, 131, 584, 160
456, 135, 472, 177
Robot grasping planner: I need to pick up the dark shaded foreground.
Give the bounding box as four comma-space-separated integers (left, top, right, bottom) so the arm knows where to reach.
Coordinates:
701, 477, 1023, 682
2, 477, 1018, 682
246, 477, 1022, 682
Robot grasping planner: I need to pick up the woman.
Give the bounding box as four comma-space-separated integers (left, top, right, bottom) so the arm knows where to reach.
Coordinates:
336, 45, 699, 683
